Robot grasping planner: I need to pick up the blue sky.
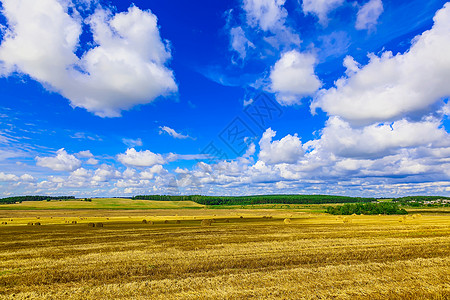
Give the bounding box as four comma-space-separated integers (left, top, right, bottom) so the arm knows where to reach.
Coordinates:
0, 0, 449, 197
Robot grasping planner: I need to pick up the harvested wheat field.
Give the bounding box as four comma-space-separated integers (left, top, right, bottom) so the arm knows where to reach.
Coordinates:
0, 211, 449, 299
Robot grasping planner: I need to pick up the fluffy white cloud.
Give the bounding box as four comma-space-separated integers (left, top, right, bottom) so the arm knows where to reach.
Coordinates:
302, 0, 345, 25
122, 168, 137, 179
316, 117, 449, 158
77, 150, 94, 158
117, 148, 165, 167
36, 148, 82, 171
270, 50, 321, 105
241, 0, 300, 50
0, 1, 177, 117
20, 174, 35, 182
86, 158, 99, 165
243, 0, 287, 31
92, 164, 121, 182
0, 172, 19, 182
159, 126, 193, 139
70, 168, 91, 178
356, 0, 384, 30
312, 3, 450, 125
259, 128, 303, 164
140, 165, 165, 180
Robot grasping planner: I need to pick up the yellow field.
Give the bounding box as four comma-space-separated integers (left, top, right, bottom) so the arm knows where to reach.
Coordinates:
0, 209, 449, 299
0, 198, 204, 210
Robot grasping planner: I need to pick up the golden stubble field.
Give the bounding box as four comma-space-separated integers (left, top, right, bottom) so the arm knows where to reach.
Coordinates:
0, 209, 449, 299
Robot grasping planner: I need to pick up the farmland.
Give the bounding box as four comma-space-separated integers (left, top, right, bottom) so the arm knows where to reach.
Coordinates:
0, 200, 449, 299
0, 198, 204, 210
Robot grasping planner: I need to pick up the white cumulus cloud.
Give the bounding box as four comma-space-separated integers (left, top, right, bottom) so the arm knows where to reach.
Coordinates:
117, 148, 165, 167
140, 165, 165, 180
0, 172, 19, 182
356, 0, 384, 30
243, 0, 287, 31
92, 164, 121, 182
36, 148, 82, 171
77, 150, 94, 158
0, 0, 177, 117
316, 117, 449, 158
20, 174, 35, 182
86, 158, 99, 165
259, 128, 303, 164
312, 3, 450, 125
270, 50, 321, 105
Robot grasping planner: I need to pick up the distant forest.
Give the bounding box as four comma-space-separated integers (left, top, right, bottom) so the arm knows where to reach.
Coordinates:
0, 196, 75, 204
326, 202, 408, 215
393, 196, 450, 202
132, 194, 376, 205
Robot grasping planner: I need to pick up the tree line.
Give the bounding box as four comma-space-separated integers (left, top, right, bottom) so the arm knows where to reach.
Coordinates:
0, 196, 75, 204
326, 202, 408, 215
132, 194, 376, 205
393, 196, 450, 203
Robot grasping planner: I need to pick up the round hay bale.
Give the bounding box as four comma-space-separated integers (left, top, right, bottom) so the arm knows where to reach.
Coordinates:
201, 219, 212, 227
239, 216, 243, 219
164, 220, 169, 224
225, 219, 230, 223
27, 222, 34, 226
284, 218, 292, 225
71, 221, 77, 224
142, 219, 148, 224
95, 223, 103, 227
36, 217, 40, 219
148, 220, 154, 225
176, 220, 181, 224
34, 222, 41, 226
88, 223, 95, 227
342, 217, 352, 223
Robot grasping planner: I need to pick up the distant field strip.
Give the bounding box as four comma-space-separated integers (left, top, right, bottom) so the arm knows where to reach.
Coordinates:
0, 198, 204, 210
0, 213, 449, 299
